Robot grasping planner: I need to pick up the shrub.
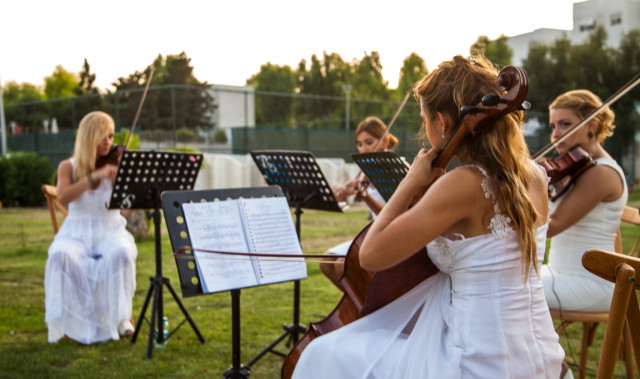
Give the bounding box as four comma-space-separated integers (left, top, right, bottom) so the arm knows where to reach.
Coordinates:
214, 128, 228, 143
176, 127, 195, 142
0, 152, 54, 206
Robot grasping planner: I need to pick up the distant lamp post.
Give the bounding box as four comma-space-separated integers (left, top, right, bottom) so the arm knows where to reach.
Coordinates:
342, 84, 352, 130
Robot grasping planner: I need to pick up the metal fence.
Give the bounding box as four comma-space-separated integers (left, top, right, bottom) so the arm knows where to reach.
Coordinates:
3, 86, 634, 185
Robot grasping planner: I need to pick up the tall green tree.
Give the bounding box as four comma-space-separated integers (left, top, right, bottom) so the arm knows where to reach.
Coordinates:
246, 63, 296, 126
76, 59, 98, 95
44, 65, 79, 99
396, 52, 428, 96
74, 59, 102, 118
611, 29, 640, 148
470, 35, 513, 67
296, 52, 350, 128
522, 36, 573, 120
112, 52, 214, 132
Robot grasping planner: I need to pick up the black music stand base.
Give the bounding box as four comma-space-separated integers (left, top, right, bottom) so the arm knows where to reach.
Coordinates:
131, 208, 205, 359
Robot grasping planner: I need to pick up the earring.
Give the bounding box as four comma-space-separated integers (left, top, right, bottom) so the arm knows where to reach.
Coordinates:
588, 131, 594, 138
441, 130, 445, 139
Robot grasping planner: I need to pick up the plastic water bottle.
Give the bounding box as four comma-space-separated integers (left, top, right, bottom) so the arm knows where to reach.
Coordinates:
155, 316, 169, 348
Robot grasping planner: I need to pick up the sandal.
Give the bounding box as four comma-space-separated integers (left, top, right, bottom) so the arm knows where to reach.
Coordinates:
118, 320, 135, 338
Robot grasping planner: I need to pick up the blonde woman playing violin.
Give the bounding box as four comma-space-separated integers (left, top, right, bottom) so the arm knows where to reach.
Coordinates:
45, 111, 138, 345
320, 116, 399, 290
542, 89, 627, 312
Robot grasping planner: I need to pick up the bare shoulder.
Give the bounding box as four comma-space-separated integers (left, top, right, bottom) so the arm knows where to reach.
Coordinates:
430, 165, 486, 200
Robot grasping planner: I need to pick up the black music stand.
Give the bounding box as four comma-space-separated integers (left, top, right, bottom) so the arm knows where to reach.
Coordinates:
108, 150, 205, 359
161, 186, 287, 379
350, 151, 409, 202
249, 150, 345, 363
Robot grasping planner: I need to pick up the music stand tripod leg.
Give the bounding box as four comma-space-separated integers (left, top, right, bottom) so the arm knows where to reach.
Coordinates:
131, 207, 205, 358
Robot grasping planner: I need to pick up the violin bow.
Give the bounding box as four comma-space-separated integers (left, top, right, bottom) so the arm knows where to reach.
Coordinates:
372, 91, 411, 151
532, 72, 640, 161
123, 66, 155, 149
174, 245, 343, 262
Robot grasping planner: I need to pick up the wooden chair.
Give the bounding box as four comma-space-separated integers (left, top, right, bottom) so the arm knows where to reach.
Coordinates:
549, 205, 640, 379
581, 248, 640, 379
41, 184, 67, 234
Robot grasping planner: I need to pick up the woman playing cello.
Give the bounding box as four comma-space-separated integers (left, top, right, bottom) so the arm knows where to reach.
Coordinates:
291, 55, 566, 378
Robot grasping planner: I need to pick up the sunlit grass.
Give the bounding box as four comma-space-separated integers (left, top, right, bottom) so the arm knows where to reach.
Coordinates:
0, 194, 638, 378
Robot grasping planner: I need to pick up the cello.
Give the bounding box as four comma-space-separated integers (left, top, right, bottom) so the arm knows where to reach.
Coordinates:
281, 64, 530, 379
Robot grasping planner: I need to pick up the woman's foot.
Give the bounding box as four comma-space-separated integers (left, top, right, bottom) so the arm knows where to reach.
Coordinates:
118, 320, 135, 338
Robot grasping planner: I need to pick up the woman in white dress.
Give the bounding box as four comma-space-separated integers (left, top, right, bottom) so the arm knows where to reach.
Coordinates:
45, 111, 138, 345
320, 116, 398, 289
542, 89, 627, 312
292, 55, 566, 378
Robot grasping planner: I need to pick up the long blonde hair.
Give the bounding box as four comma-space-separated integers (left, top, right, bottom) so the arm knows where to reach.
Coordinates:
71, 111, 114, 180
413, 55, 540, 278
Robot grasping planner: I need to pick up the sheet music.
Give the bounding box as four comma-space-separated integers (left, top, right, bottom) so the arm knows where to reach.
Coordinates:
240, 197, 307, 284
182, 201, 257, 292
182, 197, 307, 293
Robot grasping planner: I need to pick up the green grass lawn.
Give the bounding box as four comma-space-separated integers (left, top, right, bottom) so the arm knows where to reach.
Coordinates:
0, 194, 638, 378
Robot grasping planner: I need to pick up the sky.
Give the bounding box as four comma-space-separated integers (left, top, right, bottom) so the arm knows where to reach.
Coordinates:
1, 0, 579, 92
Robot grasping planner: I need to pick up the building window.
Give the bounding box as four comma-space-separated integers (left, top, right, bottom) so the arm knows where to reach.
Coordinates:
579, 17, 597, 32
610, 13, 622, 26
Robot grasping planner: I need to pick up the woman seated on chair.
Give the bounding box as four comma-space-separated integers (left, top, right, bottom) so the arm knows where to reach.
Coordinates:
319, 116, 398, 290
292, 55, 566, 378
541, 89, 628, 313
45, 111, 138, 344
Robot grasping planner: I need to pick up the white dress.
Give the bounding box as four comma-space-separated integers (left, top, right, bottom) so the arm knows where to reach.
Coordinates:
293, 165, 565, 378
541, 158, 627, 312
45, 164, 138, 344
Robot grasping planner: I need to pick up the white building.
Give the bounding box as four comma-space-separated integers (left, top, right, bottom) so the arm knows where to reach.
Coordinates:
508, 0, 640, 66
207, 84, 256, 140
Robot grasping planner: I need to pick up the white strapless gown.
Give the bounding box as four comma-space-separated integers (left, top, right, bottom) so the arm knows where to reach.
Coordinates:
45, 175, 137, 344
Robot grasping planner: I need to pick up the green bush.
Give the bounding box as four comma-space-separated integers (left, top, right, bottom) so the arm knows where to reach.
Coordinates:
0, 152, 54, 207
114, 129, 140, 149
176, 127, 195, 142
214, 128, 228, 143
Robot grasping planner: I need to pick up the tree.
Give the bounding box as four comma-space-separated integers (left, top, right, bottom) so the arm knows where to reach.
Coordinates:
76, 58, 98, 95
246, 63, 296, 126
295, 52, 350, 128
611, 29, 640, 149
112, 52, 214, 132
74, 59, 102, 118
396, 53, 428, 96
470, 35, 513, 67
2, 81, 43, 105
522, 36, 573, 121
2, 81, 44, 130
44, 65, 79, 99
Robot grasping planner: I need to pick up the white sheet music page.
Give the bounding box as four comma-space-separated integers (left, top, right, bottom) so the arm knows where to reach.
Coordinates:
182, 201, 258, 293
239, 197, 307, 284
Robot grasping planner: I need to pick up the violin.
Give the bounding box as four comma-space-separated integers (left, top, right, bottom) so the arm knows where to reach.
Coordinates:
95, 67, 155, 170
532, 72, 640, 199
538, 145, 594, 201
281, 65, 530, 379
